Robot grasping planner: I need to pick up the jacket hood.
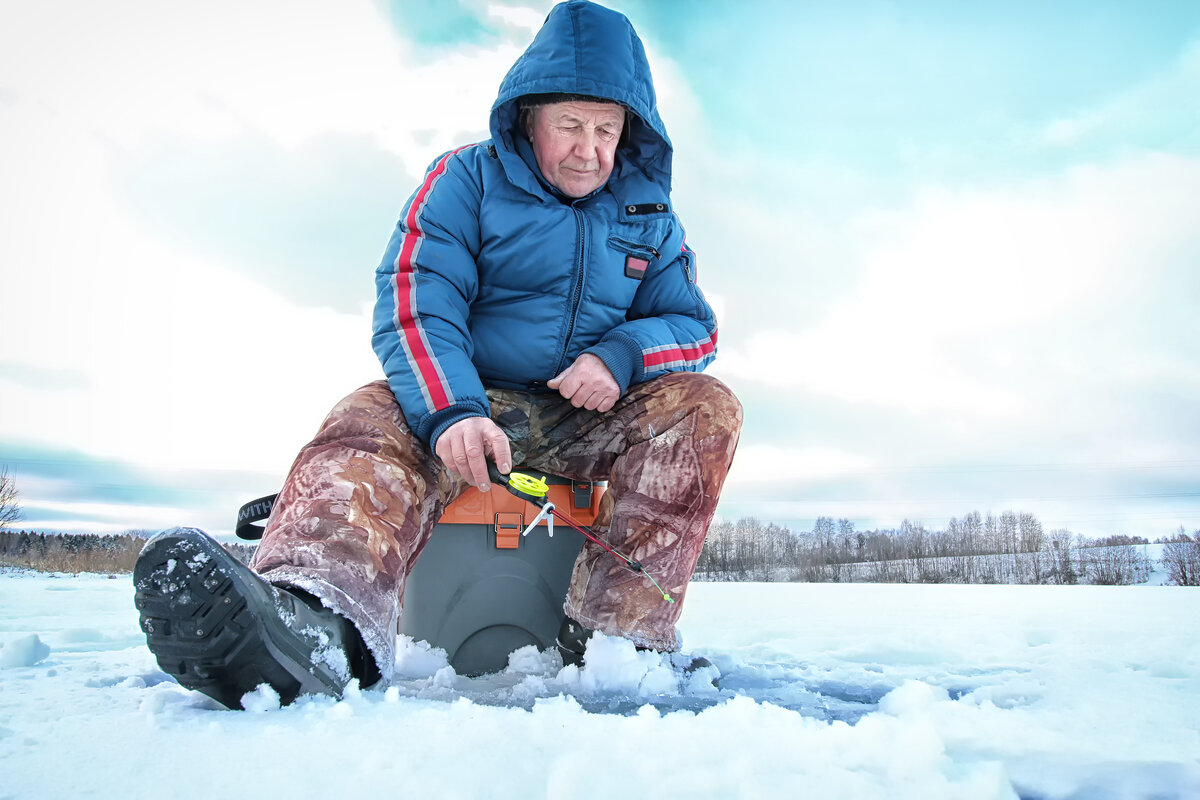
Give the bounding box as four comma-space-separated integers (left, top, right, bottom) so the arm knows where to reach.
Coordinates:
489, 0, 672, 199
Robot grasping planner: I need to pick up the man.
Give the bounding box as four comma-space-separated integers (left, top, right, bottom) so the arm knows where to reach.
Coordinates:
134, 0, 741, 709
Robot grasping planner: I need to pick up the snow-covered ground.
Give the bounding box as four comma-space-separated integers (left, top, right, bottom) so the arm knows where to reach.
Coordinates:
1, 569, 1197, 800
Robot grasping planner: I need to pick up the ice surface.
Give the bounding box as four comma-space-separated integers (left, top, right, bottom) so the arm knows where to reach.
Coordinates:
0, 568, 1198, 800
0, 633, 51, 668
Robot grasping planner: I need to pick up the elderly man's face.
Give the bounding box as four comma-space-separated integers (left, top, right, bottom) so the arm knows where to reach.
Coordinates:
526, 100, 625, 198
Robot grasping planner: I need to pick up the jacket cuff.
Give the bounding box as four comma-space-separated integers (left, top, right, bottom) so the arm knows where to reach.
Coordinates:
583, 332, 642, 396
423, 402, 489, 453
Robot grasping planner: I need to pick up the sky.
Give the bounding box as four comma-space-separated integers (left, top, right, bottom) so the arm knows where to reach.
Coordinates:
1, 0, 1198, 539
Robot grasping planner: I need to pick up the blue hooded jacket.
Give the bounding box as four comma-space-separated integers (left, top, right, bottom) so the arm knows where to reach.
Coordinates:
372, 0, 718, 449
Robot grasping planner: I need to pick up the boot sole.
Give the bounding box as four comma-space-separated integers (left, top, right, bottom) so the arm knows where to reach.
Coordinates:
133, 527, 345, 709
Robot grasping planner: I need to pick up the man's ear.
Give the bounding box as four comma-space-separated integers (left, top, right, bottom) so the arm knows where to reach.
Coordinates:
521, 106, 535, 140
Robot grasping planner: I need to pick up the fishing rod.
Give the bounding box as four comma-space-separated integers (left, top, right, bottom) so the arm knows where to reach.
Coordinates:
486, 463, 674, 603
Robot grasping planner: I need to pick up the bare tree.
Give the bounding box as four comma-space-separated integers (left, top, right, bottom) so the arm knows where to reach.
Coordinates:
1161, 529, 1200, 587
0, 467, 22, 529
1086, 542, 1151, 585
1046, 529, 1079, 584
1019, 512, 1045, 554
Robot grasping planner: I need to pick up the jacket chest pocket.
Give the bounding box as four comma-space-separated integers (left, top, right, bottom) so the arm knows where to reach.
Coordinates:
607, 236, 659, 281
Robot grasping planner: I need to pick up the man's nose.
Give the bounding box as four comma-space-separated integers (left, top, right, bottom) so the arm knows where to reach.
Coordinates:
571, 130, 599, 160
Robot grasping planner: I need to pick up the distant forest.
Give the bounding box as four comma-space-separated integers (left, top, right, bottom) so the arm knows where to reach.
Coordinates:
2, 513, 1197, 586
695, 512, 1200, 586
0, 531, 254, 574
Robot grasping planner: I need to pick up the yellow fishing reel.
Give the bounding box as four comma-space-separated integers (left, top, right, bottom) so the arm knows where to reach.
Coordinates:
487, 462, 549, 503
506, 471, 548, 499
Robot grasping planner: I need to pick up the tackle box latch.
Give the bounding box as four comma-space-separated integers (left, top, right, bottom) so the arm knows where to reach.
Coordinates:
494, 512, 523, 549
571, 480, 594, 509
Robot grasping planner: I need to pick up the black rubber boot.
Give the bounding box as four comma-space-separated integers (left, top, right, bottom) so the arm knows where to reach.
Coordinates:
556, 616, 592, 667
556, 615, 718, 682
133, 527, 378, 710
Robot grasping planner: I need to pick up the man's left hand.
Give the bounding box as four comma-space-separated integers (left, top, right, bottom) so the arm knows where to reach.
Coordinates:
547, 353, 620, 412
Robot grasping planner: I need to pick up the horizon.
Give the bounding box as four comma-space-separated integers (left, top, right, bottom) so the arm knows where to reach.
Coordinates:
0, 509, 1192, 546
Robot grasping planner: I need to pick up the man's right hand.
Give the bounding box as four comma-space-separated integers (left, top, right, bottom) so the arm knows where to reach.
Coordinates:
434, 417, 512, 492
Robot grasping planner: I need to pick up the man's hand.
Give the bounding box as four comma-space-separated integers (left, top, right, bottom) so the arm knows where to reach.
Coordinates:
547, 353, 620, 412
434, 417, 512, 491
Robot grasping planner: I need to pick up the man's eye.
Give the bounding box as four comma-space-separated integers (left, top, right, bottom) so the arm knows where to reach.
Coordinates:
597, 129, 616, 141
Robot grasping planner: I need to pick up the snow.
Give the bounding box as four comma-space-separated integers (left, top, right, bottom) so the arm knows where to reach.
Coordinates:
240, 683, 282, 713
302, 625, 351, 683
0, 633, 50, 668
1, 568, 1198, 799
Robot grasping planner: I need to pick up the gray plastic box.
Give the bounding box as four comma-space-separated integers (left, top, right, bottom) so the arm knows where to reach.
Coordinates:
400, 476, 600, 676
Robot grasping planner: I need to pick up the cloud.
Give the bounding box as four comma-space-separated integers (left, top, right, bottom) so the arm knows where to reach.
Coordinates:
3, 441, 286, 534
1036, 39, 1200, 153
700, 149, 1200, 537
0, 0, 530, 168
718, 152, 1200, 422
486, 3, 549, 36
724, 444, 877, 488
0, 0, 561, 535
0, 0, 548, 312
1, 1, 389, 148
18, 496, 195, 535
0, 98, 380, 478
116, 132, 409, 314
0, 0, 537, 478
0, 363, 89, 392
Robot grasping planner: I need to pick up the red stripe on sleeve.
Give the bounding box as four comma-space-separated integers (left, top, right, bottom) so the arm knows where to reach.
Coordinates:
391, 145, 472, 411
642, 331, 717, 369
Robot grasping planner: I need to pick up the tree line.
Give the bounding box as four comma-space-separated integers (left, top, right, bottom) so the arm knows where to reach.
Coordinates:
2, 512, 1196, 586
0, 530, 255, 574
695, 512, 1200, 586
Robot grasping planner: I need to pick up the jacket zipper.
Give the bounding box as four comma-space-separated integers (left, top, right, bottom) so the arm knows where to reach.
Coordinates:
555, 207, 589, 375
607, 236, 659, 261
